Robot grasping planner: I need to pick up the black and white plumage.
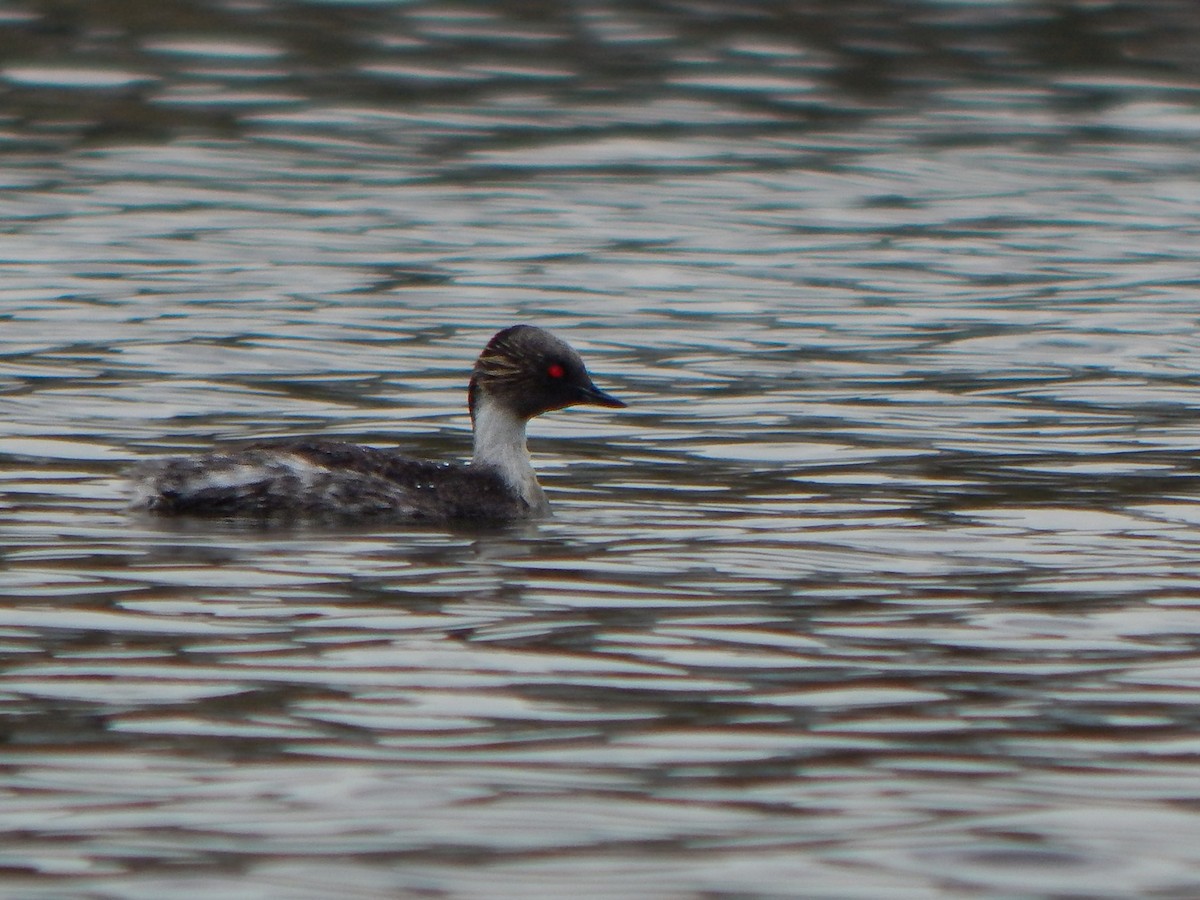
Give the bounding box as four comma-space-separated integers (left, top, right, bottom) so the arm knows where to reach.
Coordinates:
129, 325, 626, 524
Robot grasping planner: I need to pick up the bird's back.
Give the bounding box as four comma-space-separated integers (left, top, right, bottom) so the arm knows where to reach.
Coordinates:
130, 440, 534, 524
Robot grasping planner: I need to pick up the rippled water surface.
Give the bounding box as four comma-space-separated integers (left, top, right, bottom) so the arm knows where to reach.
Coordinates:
5, 1, 1200, 896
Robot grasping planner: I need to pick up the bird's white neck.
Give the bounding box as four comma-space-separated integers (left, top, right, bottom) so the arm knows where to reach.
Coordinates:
471, 396, 548, 512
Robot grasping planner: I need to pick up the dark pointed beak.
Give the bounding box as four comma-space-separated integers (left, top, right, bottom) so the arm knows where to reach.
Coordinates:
578, 382, 626, 409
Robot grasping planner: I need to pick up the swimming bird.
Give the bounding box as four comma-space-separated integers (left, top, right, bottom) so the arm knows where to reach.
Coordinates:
129, 325, 625, 523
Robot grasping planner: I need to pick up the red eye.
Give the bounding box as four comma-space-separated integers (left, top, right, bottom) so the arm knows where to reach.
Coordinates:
547, 363, 564, 379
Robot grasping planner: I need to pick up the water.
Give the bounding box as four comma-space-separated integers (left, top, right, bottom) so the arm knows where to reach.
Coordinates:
4, 0, 1200, 896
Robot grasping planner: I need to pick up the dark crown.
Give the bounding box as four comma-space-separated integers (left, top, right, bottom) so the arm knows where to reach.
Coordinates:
468, 325, 624, 422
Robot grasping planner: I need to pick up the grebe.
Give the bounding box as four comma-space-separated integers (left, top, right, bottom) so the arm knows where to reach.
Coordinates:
130, 325, 625, 523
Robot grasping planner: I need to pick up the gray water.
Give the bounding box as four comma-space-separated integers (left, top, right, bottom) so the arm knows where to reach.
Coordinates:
4, 1, 1200, 897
